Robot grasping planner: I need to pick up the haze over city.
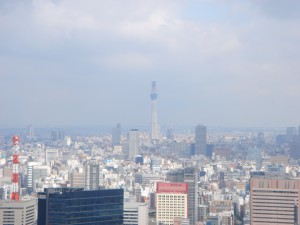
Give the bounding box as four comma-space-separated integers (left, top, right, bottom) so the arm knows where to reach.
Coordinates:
2, 2, 300, 225
1, 0, 300, 128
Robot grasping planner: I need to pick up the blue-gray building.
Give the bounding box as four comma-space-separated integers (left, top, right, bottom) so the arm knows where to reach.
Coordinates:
38, 188, 123, 225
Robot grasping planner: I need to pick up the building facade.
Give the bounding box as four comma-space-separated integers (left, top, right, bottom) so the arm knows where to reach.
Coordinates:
0, 198, 37, 225
124, 202, 148, 225
26, 161, 42, 192
85, 159, 100, 190
250, 176, 300, 225
32, 165, 48, 192
38, 188, 124, 225
45, 148, 58, 163
70, 171, 85, 188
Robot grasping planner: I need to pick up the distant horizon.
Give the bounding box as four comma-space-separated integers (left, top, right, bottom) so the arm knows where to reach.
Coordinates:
0, 123, 294, 132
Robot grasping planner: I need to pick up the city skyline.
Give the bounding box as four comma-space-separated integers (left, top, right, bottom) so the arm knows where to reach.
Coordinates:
1, 1, 300, 127
1, 112, 300, 224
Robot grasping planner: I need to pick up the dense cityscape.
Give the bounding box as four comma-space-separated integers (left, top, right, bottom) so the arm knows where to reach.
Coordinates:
0, 81, 299, 225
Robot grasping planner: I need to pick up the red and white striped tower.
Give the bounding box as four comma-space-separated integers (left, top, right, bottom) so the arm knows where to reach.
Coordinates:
10, 135, 20, 201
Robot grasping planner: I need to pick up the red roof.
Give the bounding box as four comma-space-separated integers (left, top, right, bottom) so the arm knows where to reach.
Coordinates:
156, 182, 188, 194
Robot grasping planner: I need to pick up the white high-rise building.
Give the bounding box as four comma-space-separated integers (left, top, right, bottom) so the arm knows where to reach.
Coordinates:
26, 162, 42, 191
150, 81, 159, 139
0, 198, 37, 225
128, 129, 140, 160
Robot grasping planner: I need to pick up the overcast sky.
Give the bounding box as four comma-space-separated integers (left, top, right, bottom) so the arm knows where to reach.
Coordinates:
0, 0, 300, 128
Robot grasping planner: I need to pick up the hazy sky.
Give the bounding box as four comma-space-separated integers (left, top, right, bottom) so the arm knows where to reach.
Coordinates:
0, 0, 300, 128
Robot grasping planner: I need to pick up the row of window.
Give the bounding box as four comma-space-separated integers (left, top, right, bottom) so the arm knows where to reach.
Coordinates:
253, 190, 298, 194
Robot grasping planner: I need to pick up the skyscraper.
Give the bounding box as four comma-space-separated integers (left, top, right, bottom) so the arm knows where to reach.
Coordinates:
184, 167, 199, 225
112, 123, 121, 146
38, 188, 124, 225
166, 167, 199, 225
128, 129, 140, 160
150, 81, 159, 139
195, 124, 207, 156
85, 159, 100, 190
26, 124, 34, 140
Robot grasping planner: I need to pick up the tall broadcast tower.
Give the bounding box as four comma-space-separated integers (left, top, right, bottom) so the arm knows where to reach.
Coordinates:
150, 81, 159, 139
11, 135, 20, 201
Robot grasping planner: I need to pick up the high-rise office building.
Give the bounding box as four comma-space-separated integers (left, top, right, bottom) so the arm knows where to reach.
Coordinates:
26, 161, 42, 192
112, 123, 121, 146
150, 81, 159, 139
128, 129, 139, 160
166, 167, 199, 225
26, 124, 34, 140
184, 167, 199, 225
250, 176, 300, 225
195, 124, 206, 156
0, 198, 37, 225
38, 188, 124, 225
85, 159, 100, 190
156, 182, 188, 225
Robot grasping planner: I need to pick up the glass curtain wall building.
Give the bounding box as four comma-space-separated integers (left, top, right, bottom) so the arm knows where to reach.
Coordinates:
38, 188, 123, 225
